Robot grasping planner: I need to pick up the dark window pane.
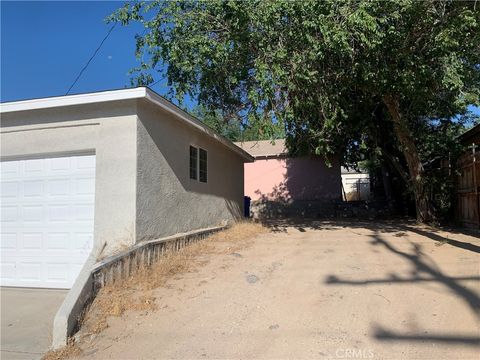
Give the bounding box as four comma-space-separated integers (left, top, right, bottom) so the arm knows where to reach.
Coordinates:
190, 146, 198, 180
199, 148, 207, 183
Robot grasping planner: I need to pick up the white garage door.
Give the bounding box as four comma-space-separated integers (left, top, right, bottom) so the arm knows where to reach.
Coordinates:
1, 154, 95, 289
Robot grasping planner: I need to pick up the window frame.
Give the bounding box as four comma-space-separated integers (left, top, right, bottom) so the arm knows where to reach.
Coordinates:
189, 145, 198, 180
199, 148, 208, 183
189, 145, 208, 183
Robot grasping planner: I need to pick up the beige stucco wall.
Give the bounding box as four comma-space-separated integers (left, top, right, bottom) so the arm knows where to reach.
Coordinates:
135, 100, 244, 241
0, 101, 138, 253
1, 98, 246, 253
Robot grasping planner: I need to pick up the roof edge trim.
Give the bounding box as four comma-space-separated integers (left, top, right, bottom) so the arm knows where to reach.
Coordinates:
143, 89, 253, 161
0, 87, 253, 162
0, 87, 147, 113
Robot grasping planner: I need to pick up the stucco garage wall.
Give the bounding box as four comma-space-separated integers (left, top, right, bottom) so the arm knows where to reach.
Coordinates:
0, 101, 138, 253
135, 100, 244, 241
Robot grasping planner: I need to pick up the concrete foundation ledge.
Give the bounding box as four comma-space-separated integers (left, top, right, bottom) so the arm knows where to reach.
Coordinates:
251, 199, 393, 219
51, 225, 226, 350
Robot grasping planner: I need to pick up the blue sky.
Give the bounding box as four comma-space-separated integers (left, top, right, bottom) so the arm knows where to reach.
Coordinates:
1, 1, 479, 117
1, 1, 167, 102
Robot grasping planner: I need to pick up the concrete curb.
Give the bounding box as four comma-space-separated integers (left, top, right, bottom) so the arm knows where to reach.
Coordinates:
91, 225, 226, 291
52, 241, 105, 349
51, 225, 226, 350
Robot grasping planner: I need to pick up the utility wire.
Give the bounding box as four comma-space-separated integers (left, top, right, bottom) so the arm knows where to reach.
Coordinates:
65, 22, 117, 95
150, 78, 162, 87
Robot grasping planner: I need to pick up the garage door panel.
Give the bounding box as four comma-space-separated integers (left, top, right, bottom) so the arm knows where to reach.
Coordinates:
0, 160, 19, 177
1, 181, 18, 198
75, 155, 96, 169
23, 205, 45, 223
46, 262, 71, 282
24, 180, 44, 197
46, 232, 70, 250
50, 157, 71, 171
24, 159, 44, 173
1, 232, 17, 249
18, 261, 43, 280
1, 261, 16, 280
1, 229, 93, 251
48, 179, 70, 196
73, 203, 95, 221
22, 232, 43, 249
75, 177, 95, 195
48, 204, 70, 222
0, 155, 95, 289
1, 205, 18, 222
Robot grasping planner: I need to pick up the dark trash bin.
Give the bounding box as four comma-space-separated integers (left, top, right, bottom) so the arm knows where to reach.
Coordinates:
244, 196, 251, 218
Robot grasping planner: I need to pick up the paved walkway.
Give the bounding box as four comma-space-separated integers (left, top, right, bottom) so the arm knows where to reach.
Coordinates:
77, 221, 479, 359
1, 287, 67, 360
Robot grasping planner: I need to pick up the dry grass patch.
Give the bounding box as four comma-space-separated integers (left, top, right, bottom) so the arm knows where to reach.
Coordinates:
208, 221, 267, 253
81, 221, 266, 337
82, 286, 158, 335
46, 221, 267, 359
42, 339, 81, 360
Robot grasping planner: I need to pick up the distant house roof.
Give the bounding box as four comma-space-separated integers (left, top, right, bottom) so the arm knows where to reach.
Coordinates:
341, 167, 368, 175
234, 139, 287, 158
0, 87, 253, 162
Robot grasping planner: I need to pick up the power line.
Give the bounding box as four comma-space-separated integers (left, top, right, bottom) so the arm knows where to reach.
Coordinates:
150, 78, 162, 87
65, 22, 117, 95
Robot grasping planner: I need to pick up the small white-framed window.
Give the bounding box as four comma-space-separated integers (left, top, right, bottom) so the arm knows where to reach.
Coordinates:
189, 146, 198, 180
199, 148, 208, 183
189, 145, 208, 183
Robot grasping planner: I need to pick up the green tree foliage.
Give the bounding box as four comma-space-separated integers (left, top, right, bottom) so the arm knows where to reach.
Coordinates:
416, 114, 479, 221
191, 105, 241, 140
192, 105, 285, 142
241, 119, 285, 142
110, 0, 480, 222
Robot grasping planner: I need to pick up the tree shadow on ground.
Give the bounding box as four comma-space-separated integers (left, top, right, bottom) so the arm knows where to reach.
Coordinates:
396, 224, 480, 254
373, 325, 480, 346
263, 218, 480, 254
325, 228, 480, 346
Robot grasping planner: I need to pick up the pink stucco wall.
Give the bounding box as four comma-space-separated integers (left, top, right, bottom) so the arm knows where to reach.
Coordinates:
244, 156, 341, 201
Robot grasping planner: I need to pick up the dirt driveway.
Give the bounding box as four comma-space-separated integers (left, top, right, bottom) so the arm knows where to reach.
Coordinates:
77, 220, 479, 360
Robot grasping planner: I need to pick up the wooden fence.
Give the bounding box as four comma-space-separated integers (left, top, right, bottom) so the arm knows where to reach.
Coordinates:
456, 144, 480, 228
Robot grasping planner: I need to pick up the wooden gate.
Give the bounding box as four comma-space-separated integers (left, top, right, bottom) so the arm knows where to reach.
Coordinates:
456, 144, 480, 228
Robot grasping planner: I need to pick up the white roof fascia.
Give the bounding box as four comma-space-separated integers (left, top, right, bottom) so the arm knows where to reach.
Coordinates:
0, 87, 253, 162
143, 89, 253, 161
0, 87, 147, 113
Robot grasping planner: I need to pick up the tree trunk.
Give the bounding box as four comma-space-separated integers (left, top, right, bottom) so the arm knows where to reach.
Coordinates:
381, 164, 394, 206
383, 94, 434, 223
